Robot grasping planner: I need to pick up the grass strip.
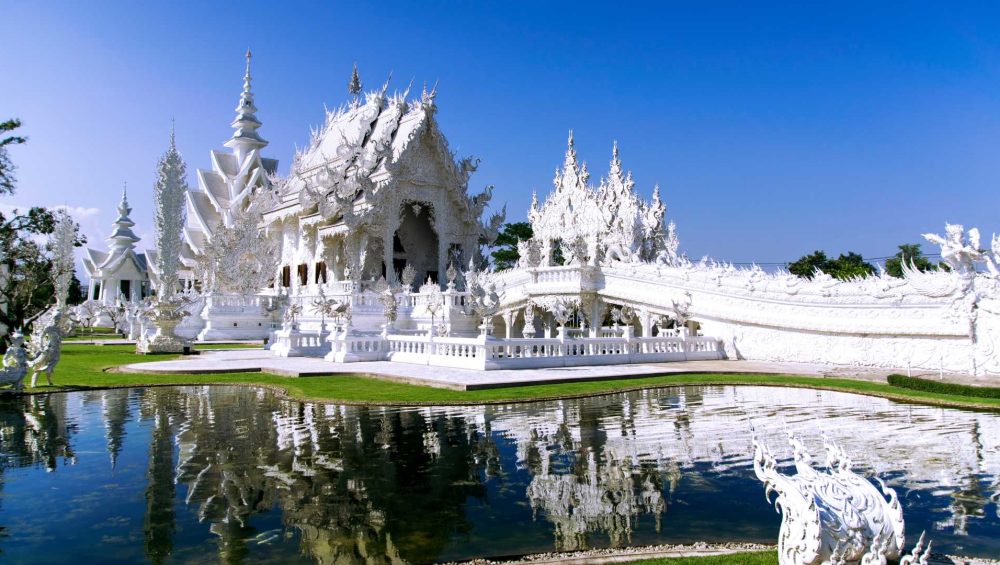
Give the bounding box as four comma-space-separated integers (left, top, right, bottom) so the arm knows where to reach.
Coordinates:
10, 344, 1000, 412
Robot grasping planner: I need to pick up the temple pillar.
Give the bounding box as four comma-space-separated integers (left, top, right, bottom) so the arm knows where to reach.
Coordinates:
437, 236, 448, 287
384, 224, 396, 284
640, 309, 652, 337
503, 310, 515, 339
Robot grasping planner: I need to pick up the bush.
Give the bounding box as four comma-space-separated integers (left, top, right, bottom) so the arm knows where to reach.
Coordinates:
887, 374, 1000, 399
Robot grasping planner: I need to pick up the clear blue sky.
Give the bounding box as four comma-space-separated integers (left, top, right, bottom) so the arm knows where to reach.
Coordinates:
4, 1, 1000, 266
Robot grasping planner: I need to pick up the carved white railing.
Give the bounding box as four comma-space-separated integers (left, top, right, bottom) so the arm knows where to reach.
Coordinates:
271, 328, 330, 357
376, 332, 723, 370
204, 293, 275, 313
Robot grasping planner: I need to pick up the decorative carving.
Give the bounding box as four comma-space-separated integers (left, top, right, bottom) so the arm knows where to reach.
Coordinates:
400, 263, 417, 292
752, 431, 919, 565
152, 127, 188, 299
923, 223, 983, 277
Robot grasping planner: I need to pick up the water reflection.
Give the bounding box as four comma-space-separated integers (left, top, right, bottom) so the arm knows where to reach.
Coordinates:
0, 385, 998, 563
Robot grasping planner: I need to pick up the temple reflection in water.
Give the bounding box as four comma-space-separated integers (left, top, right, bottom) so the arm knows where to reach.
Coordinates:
1, 385, 999, 563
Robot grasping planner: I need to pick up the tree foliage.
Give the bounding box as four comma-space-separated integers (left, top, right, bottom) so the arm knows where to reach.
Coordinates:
0, 119, 85, 337
0, 118, 27, 196
490, 222, 533, 270
788, 250, 875, 280
884, 243, 939, 278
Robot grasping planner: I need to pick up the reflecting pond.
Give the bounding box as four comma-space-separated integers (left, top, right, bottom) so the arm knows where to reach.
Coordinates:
0, 385, 998, 563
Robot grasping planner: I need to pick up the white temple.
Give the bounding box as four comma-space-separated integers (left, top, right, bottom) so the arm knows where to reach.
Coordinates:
88, 52, 1000, 377
82, 186, 151, 312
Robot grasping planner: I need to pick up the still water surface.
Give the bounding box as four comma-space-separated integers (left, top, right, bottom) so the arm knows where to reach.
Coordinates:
0, 385, 998, 563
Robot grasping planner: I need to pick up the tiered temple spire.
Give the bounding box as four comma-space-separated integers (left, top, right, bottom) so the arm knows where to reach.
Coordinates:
225, 48, 268, 156
107, 183, 140, 253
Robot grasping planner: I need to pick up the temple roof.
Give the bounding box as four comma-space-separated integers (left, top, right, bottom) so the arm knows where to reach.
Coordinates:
274, 81, 440, 211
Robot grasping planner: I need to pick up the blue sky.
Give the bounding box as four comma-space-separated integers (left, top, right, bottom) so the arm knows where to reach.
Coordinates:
4, 1, 1000, 268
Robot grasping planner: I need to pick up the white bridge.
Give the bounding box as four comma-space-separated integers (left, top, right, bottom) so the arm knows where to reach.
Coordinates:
172, 251, 1000, 376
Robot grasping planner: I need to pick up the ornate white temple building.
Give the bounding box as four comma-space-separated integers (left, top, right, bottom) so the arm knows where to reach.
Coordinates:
89, 52, 1000, 377
83, 187, 151, 307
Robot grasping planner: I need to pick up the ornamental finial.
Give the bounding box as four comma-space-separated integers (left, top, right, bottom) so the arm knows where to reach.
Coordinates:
226, 48, 267, 151
118, 181, 131, 215
349, 62, 362, 96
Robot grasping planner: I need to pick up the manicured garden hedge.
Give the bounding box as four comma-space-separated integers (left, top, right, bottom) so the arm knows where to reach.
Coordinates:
887, 374, 1000, 399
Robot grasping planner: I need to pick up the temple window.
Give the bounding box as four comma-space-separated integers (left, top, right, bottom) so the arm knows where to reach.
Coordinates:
297, 264, 308, 286
281, 266, 291, 288
315, 261, 328, 284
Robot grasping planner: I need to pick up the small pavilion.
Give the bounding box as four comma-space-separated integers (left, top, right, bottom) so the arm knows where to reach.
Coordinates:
83, 186, 151, 311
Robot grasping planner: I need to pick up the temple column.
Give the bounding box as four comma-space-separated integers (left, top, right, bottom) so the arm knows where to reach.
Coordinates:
503, 310, 515, 339
640, 309, 652, 337
437, 236, 448, 287
384, 224, 396, 284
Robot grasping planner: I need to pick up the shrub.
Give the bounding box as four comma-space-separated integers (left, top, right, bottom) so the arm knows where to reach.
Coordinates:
887, 374, 1000, 399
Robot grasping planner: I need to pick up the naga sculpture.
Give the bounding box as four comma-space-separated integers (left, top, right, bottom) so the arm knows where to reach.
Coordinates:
0, 330, 29, 392
752, 430, 932, 565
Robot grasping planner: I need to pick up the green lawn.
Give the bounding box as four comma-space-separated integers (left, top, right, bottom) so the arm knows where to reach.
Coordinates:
13, 343, 1000, 411
627, 552, 777, 565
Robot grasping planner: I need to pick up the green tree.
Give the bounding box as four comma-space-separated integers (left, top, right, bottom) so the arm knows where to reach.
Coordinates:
788, 250, 830, 279
788, 250, 875, 280
490, 222, 533, 270
884, 243, 938, 278
0, 118, 27, 195
829, 251, 875, 279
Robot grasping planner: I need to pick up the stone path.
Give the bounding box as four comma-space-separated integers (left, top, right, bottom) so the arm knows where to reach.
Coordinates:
114, 347, 974, 391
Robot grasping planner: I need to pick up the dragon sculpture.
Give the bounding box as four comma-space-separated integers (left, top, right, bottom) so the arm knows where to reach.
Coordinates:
752, 430, 933, 565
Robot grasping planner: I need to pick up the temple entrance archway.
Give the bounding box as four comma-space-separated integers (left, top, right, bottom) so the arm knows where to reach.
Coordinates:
394, 203, 439, 284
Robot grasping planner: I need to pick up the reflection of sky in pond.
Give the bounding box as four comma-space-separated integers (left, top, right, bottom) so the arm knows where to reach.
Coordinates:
0, 385, 998, 563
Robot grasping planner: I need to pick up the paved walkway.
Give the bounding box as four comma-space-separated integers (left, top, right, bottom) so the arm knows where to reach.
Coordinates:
115, 347, 991, 391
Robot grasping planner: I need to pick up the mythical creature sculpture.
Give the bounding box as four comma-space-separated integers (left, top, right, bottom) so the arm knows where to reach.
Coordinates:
465, 266, 503, 322
28, 311, 63, 388
983, 232, 1000, 277
752, 431, 932, 565
923, 223, 985, 276
0, 331, 29, 392
479, 204, 507, 247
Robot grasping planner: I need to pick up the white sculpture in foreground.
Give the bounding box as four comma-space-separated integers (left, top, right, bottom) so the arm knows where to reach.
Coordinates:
752, 431, 933, 565
27, 311, 63, 387
0, 331, 29, 392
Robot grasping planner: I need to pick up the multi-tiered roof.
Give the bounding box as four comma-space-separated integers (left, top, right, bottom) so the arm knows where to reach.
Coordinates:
83, 185, 148, 281
180, 50, 278, 273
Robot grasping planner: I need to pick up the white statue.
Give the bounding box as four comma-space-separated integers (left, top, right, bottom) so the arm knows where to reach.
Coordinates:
28, 312, 63, 388
0, 330, 29, 392
752, 431, 932, 565
152, 125, 188, 300
922, 223, 984, 276
50, 210, 79, 308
